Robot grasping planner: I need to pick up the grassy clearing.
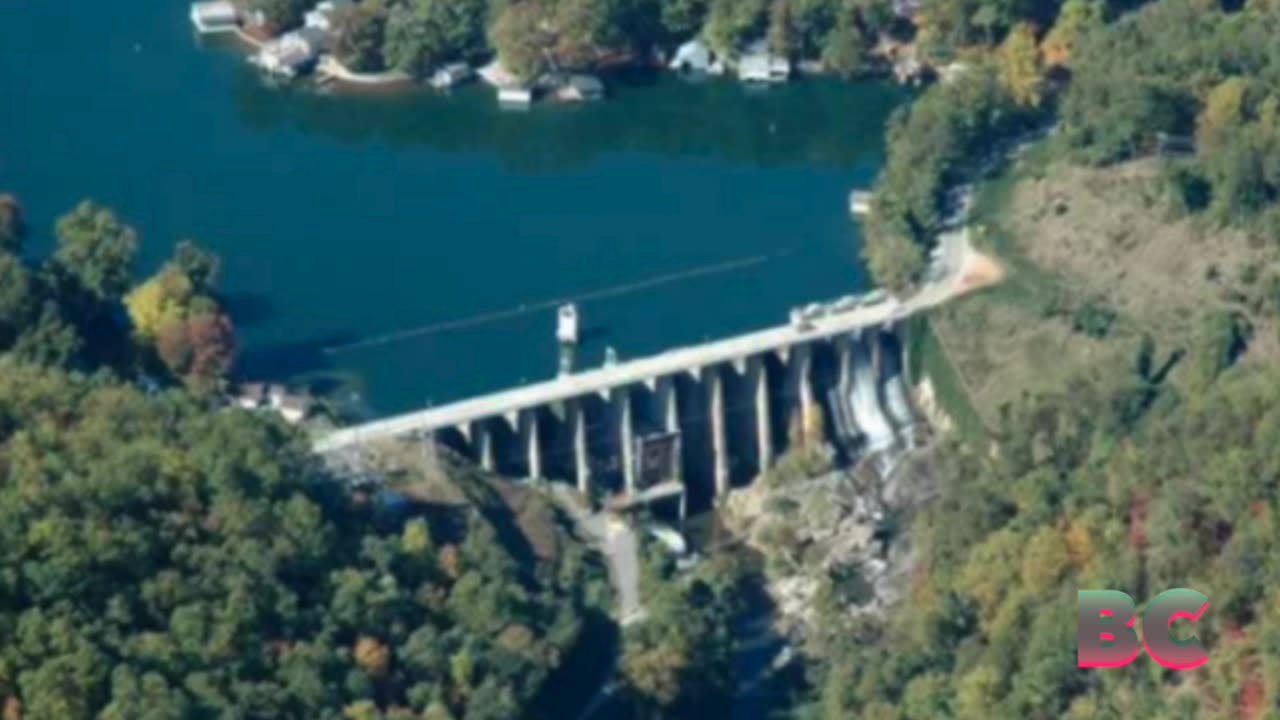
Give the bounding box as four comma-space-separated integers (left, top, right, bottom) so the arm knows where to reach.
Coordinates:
928, 133, 1280, 430
929, 141, 1145, 426
905, 315, 987, 446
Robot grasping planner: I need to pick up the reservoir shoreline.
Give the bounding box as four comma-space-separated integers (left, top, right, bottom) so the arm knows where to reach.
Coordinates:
0, 1, 906, 418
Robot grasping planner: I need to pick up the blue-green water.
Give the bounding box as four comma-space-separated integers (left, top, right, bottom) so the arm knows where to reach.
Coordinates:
0, 2, 903, 415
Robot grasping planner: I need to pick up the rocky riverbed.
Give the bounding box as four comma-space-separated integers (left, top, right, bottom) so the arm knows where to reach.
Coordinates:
722, 443, 940, 637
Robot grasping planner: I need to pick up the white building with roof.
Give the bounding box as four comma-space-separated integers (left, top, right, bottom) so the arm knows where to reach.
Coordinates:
738, 40, 791, 83
304, 0, 353, 34
669, 39, 713, 73
190, 1, 239, 34
431, 62, 473, 90
251, 27, 328, 78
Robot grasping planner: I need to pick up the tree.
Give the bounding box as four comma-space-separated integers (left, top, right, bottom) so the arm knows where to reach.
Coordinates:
821, 5, 866, 78
52, 201, 138, 306
1040, 0, 1103, 68
1197, 77, 1248, 153
767, 0, 796, 57
0, 253, 35, 347
998, 22, 1044, 108
553, 0, 624, 68
335, 0, 389, 73
704, 0, 767, 58
353, 636, 391, 679
9, 301, 81, 367
125, 266, 193, 342
661, 0, 709, 38
172, 240, 220, 295
489, 1, 552, 83
383, 0, 489, 76
126, 242, 234, 385
0, 194, 25, 253
185, 312, 237, 385
862, 233, 925, 293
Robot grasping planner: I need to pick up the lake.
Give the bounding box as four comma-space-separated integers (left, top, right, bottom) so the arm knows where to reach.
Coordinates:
0, 1, 904, 416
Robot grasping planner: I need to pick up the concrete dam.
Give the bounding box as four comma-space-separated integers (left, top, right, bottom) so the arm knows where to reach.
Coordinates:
320, 325, 921, 515
315, 225, 981, 514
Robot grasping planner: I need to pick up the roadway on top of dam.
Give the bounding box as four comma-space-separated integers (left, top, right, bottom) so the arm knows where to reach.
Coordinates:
314, 224, 990, 454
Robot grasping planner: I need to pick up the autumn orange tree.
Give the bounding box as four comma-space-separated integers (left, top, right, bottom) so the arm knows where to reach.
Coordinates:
126, 240, 237, 387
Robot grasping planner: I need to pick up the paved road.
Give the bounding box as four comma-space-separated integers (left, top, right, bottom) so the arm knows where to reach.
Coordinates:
549, 486, 646, 625
314, 226, 980, 454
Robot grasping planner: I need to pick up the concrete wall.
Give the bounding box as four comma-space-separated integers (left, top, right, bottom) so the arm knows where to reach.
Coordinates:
441, 328, 916, 516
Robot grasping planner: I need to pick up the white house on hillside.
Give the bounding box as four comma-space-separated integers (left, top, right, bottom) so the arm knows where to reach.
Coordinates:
304, 0, 352, 34
251, 26, 328, 78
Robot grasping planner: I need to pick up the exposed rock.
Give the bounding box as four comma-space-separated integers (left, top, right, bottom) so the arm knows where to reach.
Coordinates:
723, 445, 936, 636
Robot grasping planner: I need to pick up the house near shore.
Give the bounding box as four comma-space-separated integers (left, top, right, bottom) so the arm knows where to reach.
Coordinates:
738, 40, 791, 83
235, 382, 314, 423
234, 382, 267, 410
273, 391, 315, 424
670, 39, 713, 73
190, 1, 239, 34
304, 0, 352, 34
479, 61, 534, 107
557, 74, 605, 102
251, 26, 327, 78
849, 190, 874, 217
430, 62, 473, 90
498, 85, 534, 107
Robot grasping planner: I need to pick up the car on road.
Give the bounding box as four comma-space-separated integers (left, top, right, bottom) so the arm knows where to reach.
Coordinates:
859, 289, 888, 307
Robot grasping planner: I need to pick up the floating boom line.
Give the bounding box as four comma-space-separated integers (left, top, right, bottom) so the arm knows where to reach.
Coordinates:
323, 248, 795, 355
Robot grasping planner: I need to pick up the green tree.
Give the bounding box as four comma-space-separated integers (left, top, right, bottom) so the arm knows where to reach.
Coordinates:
660, 0, 709, 38
553, 0, 624, 68
997, 22, 1044, 108
383, 0, 489, 76
489, 1, 553, 82
0, 253, 35, 348
335, 0, 389, 72
767, 0, 796, 57
0, 194, 25, 253
862, 232, 925, 293
1040, 0, 1103, 68
52, 200, 138, 307
821, 4, 866, 78
703, 0, 767, 58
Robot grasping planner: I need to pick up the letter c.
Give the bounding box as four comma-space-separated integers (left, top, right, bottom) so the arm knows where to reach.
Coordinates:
1142, 588, 1210, 670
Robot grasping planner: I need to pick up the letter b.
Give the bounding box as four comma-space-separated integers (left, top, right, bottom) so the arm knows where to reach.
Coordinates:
1078, 590, 1141, 668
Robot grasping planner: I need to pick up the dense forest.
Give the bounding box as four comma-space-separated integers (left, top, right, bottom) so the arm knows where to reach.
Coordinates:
800, 357, 1280, 719
799, 2, 1280, 718
0, 195, 612, 719
863, 0, 1280, 291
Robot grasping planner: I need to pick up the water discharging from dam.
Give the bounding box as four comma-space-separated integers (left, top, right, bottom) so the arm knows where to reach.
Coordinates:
847, 334, 897, 454
878, 333, 919, 445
